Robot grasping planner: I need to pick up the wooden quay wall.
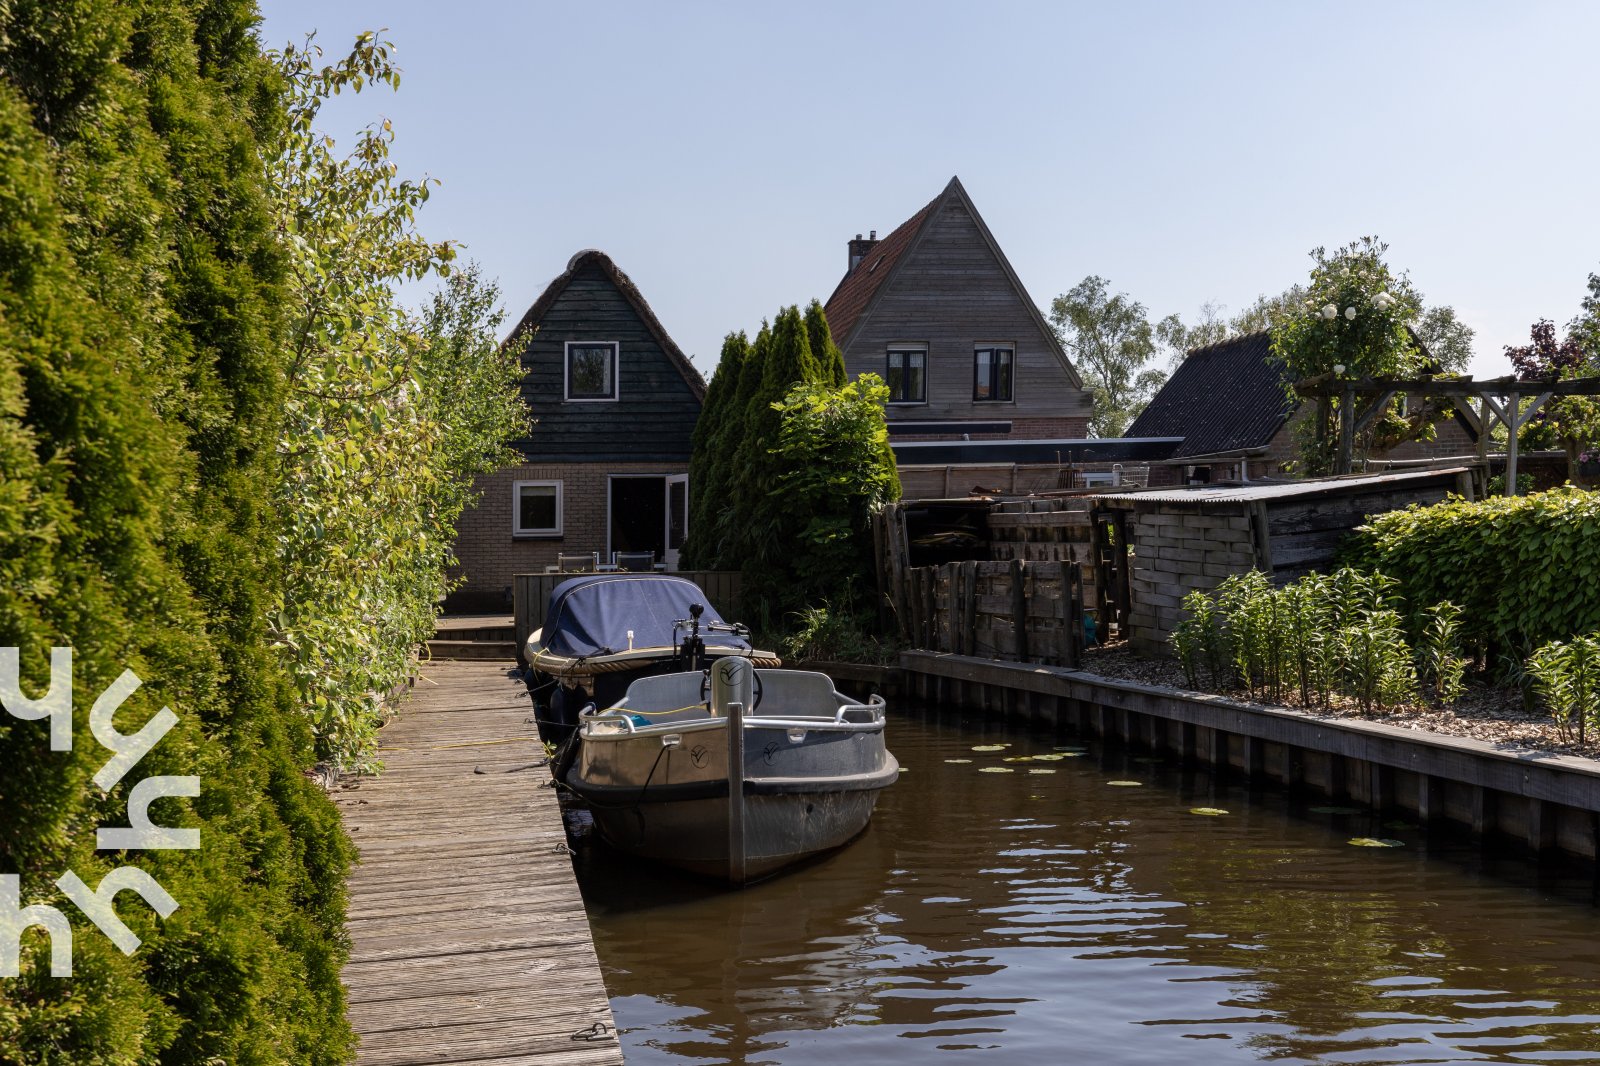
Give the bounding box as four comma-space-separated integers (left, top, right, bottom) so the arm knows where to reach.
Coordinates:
335, 660, 622, 1065
894, 652, 1600, 864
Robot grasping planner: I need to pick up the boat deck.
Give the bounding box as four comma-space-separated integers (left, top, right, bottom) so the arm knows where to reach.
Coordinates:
335, 660, 622, 1065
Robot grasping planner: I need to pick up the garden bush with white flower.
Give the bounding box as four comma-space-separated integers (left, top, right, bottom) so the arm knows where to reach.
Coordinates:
1271, 237, 1433, 472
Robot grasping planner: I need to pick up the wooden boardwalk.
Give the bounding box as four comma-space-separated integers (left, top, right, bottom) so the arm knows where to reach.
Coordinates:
335, 660, 623, 1065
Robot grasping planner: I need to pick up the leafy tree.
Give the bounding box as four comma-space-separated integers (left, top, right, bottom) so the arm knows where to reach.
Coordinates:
1506, 318, 1600, 481
1413, 303, 1475, 373
1049, 275, 1167, 437
1270, 237, 1429, 473
267, 34, 526, 769
1155, 300, 1229, 364
1570, 270, 1600, 359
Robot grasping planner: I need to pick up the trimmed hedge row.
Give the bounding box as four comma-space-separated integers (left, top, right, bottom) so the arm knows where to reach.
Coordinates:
1, 3, 353, 1063
1342, 487, 1600, 656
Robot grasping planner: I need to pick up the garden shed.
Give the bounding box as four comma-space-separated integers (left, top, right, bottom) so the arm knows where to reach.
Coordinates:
1093, 467, 1475, 654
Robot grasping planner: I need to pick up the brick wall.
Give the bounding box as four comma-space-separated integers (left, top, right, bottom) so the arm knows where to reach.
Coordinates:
448, 460, 688, 610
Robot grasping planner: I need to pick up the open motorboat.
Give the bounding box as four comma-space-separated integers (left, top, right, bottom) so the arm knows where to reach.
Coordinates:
524, 572, 780, 742
565, 657, 899, 883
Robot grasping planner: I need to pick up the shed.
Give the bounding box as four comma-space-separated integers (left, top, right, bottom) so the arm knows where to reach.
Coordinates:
1092, 468, 1475, 654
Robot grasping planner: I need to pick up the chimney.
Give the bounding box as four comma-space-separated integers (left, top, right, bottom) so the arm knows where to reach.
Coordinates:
848, 229, 879, 271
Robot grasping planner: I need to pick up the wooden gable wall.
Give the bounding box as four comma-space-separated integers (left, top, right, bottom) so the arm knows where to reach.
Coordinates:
512, 259, 701, 463
840, 194, 1092, 425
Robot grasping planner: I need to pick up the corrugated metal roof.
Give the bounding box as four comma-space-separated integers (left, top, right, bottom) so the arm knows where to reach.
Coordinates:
1094, 467, 1470, 505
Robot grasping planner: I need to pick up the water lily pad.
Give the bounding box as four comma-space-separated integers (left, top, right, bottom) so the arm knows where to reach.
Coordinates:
972, 744, 1008, 752
1002, 755, 1034, 763
1106, 780, 1143, 787
1348, 837, 1405, 848
979, 766, 1014, 774
1027, 768, 1056, 775
1309, 805, 1363, 815
944, 758, 973, 764
1032, 753, 1066, 762
1189, 807, 1229, 817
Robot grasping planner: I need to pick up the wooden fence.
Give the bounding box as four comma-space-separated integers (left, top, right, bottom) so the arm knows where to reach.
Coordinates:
904, 559, 1085, 668
513, 570, 743, 658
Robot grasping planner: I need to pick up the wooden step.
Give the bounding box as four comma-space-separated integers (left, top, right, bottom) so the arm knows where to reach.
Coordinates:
426, 639, 519, 661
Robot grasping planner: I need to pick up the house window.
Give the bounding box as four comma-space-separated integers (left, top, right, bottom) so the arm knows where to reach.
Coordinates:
973, 346, 1014, 402
886, 347, 926, 404
565, 341, 618, 401
513, 481, 562, 536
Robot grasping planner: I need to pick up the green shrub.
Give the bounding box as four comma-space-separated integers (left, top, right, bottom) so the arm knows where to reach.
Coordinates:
1418, 601, 1467, 705
1526, 635, 1600, 744
1344, 487, 1600, 657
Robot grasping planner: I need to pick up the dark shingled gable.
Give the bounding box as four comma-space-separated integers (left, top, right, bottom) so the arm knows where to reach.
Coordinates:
1124, 331, 1298, 459
503, 250, 705, 463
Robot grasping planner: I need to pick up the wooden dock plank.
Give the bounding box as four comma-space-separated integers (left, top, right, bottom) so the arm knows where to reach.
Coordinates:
335, 661, 622, 1064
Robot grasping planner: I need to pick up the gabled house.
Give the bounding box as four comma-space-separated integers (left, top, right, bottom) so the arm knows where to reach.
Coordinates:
824, 177, 1130, 496
447, 250, 705, 610
1126, 331, 1477, 486
826, 176, 1092, 442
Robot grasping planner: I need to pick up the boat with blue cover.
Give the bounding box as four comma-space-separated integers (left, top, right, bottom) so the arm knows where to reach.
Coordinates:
524, 572, 780, 742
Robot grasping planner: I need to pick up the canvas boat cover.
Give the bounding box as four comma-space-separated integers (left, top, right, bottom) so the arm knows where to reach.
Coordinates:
539, 574, 751, 659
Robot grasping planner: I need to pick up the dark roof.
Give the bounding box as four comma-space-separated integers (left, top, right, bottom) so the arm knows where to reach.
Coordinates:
1124, 331, 1296, 459
822, 194, 939, 346
504, 249, 705, 400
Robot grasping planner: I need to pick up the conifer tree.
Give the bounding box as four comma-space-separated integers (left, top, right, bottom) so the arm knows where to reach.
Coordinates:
682, 332, 745, 568
805, 299, 849, 386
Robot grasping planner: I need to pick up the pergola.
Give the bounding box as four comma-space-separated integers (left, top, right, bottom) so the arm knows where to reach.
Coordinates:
1294, 375, 1600, 493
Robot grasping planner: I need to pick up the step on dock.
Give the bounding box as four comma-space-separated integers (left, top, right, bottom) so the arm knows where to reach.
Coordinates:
335, 660, 621, 1064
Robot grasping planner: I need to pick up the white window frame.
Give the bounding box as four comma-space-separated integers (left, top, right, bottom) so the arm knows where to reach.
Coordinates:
563, 340, 620, 402
972, 343, 1016, 404
512, 480, 563, 537
886, 345, 928, 405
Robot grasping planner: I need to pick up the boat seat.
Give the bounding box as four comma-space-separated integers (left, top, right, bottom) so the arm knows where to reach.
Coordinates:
753, 670, 844, 717
616, 672, 706, 716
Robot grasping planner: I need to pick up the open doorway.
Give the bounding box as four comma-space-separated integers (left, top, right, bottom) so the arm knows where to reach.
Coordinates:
608, 474, 689, 569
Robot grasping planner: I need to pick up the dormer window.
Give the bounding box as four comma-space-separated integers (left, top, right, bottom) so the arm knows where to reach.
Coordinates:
973, 346, 1014, 402
565, 341, 619, 401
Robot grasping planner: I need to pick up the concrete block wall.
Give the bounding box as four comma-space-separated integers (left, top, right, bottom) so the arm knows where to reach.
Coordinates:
448, 460, 688, 610
1123, 505, 1255, 656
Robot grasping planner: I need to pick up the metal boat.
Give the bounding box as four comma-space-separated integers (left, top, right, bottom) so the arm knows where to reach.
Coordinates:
566, 658, 899, 883
524, 572, 779, 742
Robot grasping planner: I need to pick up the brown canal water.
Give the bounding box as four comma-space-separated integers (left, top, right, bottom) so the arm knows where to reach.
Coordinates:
571, 708, 1600, 1065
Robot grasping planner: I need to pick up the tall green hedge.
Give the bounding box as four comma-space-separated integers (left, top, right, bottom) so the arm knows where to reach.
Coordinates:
0, 2, 353, 1062
1342, 487, 1600, 656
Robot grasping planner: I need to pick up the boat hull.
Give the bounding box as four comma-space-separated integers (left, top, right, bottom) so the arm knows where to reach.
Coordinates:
572, 770, 895, 880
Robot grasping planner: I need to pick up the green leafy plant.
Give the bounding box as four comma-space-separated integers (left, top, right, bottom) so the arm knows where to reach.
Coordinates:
781, 600, 895, 665
1526, 635, 1600, 743
1172, 589, 1232, 691
1417, 601, 1467, 705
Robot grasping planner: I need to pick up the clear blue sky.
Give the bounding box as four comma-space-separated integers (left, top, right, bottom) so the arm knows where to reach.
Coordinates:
257, 0, 1599, 380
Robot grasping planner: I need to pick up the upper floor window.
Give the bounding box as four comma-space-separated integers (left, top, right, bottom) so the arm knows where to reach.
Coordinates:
886, 347, 927, 404
565, 341, 619, 401
973, 346, 1014, 402
513, 480, 562, 536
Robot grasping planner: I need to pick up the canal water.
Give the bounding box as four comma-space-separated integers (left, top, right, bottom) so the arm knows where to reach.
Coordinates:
572, 708, 1600, 1065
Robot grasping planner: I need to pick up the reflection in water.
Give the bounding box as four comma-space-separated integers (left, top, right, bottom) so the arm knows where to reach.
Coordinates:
574, 710, 1600, 1065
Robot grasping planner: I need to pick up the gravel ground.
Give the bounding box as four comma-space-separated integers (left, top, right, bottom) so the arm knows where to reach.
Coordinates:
1079, 641, 1600, 761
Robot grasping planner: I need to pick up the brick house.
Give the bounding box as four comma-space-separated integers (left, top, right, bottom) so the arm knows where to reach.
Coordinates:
1126, 331, 1478, 487
825, 177, 1165, 497
447, 250, 705, 610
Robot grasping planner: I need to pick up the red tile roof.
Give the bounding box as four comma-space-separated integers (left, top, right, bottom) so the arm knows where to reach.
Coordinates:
822, 191, 941, 346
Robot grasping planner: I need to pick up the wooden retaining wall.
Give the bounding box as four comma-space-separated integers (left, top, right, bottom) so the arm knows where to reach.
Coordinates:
514, 570, 741, 659
897, 651, 1600, 862
904, 560, 1085, 668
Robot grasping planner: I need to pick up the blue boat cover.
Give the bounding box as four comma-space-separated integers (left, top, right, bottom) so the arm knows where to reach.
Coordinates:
539, 574, 750, 659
